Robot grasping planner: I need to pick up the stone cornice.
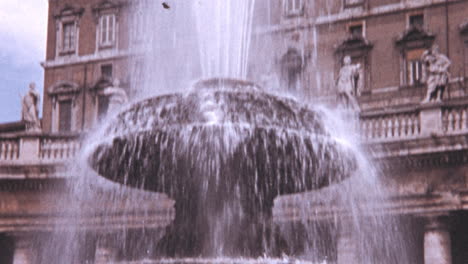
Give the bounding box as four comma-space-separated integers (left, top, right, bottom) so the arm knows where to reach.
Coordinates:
255, 0, 462, 35
274, 192, 461, 223
41, 50, 132, 69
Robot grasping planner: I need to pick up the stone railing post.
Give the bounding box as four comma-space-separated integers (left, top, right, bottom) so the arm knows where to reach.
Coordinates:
420, 103, 443, 136
423, 216, 452, 264
18, 133, 41, 164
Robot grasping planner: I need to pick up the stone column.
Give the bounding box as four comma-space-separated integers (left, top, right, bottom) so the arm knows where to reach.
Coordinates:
337, 223, 357, 264
12, 234, 36, 264
424, 216, 452, 264
95, 235, 118, 264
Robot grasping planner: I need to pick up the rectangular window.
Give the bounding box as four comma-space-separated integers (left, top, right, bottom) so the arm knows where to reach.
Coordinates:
409, 14, 424, 28
349, 24, 363, 37
58, 100, 72, 132
344, 0, 364, 8
101, 64, 113, 79
284, 0, 304, 16
100, 14, 116, 47
406, 49, 425, 85
62, 22, 76, 52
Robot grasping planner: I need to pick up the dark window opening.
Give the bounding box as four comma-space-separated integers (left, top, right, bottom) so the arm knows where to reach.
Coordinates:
101, 64, 113, 79
97, 95, 110, 120
349, 24, 363, 37
59, 100, 72, 132
409, 14, 424, 28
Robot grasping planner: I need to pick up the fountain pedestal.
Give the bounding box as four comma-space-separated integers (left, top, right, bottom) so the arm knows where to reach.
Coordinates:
424, 216, 452, 264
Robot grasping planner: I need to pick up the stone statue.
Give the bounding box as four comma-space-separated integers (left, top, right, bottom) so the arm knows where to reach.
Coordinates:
421, 45, 451, 103
102, 79, 129, 113
337, 56, 361, 111
21, 82, 41, 132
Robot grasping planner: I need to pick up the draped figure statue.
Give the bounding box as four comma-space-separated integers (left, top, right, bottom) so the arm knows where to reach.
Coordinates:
22, 82, 41, 132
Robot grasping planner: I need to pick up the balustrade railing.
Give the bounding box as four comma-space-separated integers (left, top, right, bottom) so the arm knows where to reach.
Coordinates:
442, 105, 468, 133
0, 134, 80, 163
0, 138, 19, 160
360, 110, 421, 140
40, 136, 81, 160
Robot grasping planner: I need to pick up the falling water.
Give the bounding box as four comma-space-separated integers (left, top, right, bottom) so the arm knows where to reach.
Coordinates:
38, 1, 418, 263
194, 0, 255, 79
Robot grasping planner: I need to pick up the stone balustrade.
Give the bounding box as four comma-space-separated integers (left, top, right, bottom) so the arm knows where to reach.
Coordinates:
442, 105, 468, 133
40, 135, 81, 160
360, 109, 421, 140
0, 133, 80, 165
0, 138, 20, 161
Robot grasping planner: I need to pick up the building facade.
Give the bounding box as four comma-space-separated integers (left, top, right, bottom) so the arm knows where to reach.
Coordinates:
0, 0, 467, 263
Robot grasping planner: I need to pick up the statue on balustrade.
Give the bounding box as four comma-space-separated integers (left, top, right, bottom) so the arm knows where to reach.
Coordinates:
102, 78, 129, 113
21, 82, 41, 132
337, 55, 361, 112
421, 45, 451, 103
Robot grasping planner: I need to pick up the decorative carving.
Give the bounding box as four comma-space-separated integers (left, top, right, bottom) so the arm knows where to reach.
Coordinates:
421, 45, 451, 103
48, 81, 80, 107
396, 26, 435, 51
21, 83, 41, 132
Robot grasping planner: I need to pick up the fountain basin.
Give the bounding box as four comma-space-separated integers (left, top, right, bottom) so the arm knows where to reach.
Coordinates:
88, 79, 357, 257
90, 79, 356, 199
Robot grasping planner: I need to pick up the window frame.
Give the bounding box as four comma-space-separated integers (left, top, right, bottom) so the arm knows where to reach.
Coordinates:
283, 0, 304, 17
404, 48, 426, 86
407, 12, 425, 29
54, 6, 83, 57
343, 0, 365, 9
99, 13, 117, 48
347, 21, 366, 38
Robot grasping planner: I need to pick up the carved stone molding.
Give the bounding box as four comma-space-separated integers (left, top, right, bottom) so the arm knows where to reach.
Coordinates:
335, 35, 373, 59
48, 81, 81, 107
379, 149, 468, 171
0, 178, 67, 192
395, 26, 435, 51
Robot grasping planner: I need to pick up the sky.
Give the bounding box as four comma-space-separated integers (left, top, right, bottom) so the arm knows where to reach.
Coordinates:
0, 0, 48, 122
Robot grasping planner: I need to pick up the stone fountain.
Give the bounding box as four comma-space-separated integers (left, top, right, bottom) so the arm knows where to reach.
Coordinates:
88, 78, 357, 260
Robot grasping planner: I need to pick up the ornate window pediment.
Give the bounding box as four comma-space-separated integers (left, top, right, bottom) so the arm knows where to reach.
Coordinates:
48, 81, 80, 107
91, 77, 113, 93
92, 0, 124, 13
48, 81, 80, 96
54, 5, 84, 19
396, 27, 435, 51
335, 35, 373, 58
